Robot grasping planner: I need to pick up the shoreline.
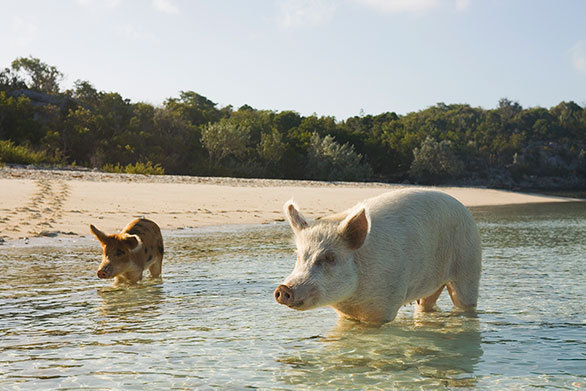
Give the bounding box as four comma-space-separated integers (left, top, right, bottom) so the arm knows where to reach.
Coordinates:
0, 221, 286, 248
0, 167, 583, 242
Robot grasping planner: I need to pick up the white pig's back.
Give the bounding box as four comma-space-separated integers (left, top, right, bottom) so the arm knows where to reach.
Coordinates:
359, 188, 480, 302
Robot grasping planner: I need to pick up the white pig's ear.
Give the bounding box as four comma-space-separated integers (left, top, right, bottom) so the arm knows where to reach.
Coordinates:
284, 200, 308, 233
338, 208, 369, 250
90, 224, 108, 244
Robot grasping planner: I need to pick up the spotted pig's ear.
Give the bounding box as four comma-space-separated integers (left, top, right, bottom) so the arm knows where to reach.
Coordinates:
90, 224, 107, 244
122, 234, 142, 252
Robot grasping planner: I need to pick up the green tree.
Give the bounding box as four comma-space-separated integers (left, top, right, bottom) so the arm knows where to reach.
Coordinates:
0, 67, 27, 91
274, 110, 302, 134
0, 91, 43, 143
229, 106, 273, 146
550, 101, 584, 140
60, 106, 98, 164
71, 80, 100, 107
409, 136, 463, 183
151, 106, 203, 173
11, 56, 63, 93
257, 129, 286, 169
201, 119, 250, 167
497, 98, 523, 122
165, 91, 222, 126
306, 132, 372, 181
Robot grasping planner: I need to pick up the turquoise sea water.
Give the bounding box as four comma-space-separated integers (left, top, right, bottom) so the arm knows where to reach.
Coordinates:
0, 202, 584, 389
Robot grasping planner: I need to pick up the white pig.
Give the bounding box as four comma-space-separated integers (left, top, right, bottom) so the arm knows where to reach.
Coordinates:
274, 189, 482, 323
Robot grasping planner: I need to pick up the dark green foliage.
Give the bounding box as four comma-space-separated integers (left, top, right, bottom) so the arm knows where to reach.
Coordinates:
409, 136, 463, 184
0, 56, 584, 189
0, 68, 27, 91
306, 133, 373, 181
201, 119, 251, 168
164, 91, 223, 126
0, 91, 44, 143
258, 129, 286, 170
0, 140, 54, 165
103, 161, 165, 175
11, 56, 63, 93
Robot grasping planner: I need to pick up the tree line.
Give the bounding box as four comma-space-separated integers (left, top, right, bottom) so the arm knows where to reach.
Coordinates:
1, 56, 585, 189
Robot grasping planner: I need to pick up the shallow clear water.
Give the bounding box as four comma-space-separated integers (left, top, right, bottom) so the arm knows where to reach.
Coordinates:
1, 202, 585, 390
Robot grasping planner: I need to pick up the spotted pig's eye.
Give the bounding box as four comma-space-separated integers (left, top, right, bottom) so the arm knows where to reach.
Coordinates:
116, 249, 124, 256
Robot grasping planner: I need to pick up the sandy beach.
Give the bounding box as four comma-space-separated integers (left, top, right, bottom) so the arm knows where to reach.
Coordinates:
0, 167, 581, 241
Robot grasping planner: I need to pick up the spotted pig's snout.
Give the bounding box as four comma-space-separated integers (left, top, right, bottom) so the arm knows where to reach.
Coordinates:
97, 263, 112, 279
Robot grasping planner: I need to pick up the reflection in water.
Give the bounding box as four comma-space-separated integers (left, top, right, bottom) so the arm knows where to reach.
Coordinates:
0, 203, 584, 389
96, 281, 165, 324
277, 312, 483, 389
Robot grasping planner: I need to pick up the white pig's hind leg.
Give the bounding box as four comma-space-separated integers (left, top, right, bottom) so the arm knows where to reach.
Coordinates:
415, 285, 445, 312
446, 278, 479, 310
447, 243, 481, 310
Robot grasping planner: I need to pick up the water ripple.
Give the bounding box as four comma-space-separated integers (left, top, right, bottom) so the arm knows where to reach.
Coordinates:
0, 204, 585, 389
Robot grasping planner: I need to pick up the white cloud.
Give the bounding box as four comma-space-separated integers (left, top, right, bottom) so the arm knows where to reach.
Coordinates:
351, 0, 439, 14
122, 24, 144, 41
278, 0, 337, 28
120, 24, 161, 43
276, 0, 469, 28
455, 0, 470, 11
570, 41, 586, 74
77, 0, 121, 7
351, 0, 470, 14
152, 0, 179, 14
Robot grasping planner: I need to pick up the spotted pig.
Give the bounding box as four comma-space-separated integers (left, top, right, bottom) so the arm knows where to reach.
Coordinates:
90, 218, 164, 284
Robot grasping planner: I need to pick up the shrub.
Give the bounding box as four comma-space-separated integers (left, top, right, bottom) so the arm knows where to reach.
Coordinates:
306, 132, 372, 181
257, 129, 286, 166
0, 140, 51, 165
409, 136, 463, 183
201, 120, 250, 167
103, 161, 165, 175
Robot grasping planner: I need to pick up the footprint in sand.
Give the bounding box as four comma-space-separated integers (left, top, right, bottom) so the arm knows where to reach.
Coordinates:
2, 179, 72, 237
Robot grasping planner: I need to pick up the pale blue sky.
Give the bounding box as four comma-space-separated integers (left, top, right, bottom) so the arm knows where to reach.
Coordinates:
1, 0, 585, 120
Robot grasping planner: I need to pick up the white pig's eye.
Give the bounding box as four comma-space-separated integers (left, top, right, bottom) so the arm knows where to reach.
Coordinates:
317, 251, 336, 265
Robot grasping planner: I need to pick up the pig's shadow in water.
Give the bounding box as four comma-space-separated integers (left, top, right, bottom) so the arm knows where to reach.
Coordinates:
95, 279, 165, 324
275, 310, 483, 388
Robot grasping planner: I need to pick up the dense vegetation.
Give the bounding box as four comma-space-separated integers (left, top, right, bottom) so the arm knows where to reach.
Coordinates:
1, 56, 584, 190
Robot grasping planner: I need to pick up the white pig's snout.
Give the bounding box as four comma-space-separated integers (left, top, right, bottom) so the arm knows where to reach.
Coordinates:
274, 283, 318, 310
274, 284, 295, 306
